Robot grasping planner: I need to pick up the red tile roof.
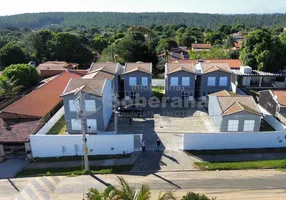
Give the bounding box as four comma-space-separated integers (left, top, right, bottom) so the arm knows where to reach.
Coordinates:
1, 70, 87, 119
170, 59, 242, 69
192, 43, 212, 49
272, 90, 286, 106
37, 61, 79, 77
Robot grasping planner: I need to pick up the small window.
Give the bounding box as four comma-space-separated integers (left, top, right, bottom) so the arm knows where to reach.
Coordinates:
129, 77, 136, 86
207, 77, 216, 86
142, 77, 148, 86
243, 120, 255, 131
69, 100, 79, 112
219, 77, 228, 86
182, 77, 190, 86
71, 119, 81, 130
86, 119, 97, 132
228, 120, 239, 132
85, 100, 96, 112
170, 77, 178, 86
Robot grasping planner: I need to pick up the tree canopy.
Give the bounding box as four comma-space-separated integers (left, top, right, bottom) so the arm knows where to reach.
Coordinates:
2, 64, 40, 88
0, 43, 28, 69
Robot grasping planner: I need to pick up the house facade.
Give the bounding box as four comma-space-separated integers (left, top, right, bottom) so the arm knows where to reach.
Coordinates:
61, 78, 113, 134
196, 62, 232, 97
164, 63, 196, 100
259, 90, 286, 125
208, 90, 262, 132
123, 62, 152, 102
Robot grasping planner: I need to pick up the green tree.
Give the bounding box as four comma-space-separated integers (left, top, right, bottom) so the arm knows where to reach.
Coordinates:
239, 28, 284, 72
49, 32, 93, 68
86, 186, 117, 200
204, 32, 223, 45
181, 192, 216, 200
156, 39, 178, 54
0, 76, 23, 96
92, 36, 109, 53
2, 64, 39, 88
0, 43, 27, 69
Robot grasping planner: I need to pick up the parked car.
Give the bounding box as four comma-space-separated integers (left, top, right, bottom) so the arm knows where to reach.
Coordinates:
117, 104, 145, 113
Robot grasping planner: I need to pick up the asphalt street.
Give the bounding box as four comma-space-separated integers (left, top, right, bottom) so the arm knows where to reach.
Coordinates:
1, 170, 286, 200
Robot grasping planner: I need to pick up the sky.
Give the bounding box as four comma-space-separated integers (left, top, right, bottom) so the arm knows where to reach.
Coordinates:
0, 0, 285, 16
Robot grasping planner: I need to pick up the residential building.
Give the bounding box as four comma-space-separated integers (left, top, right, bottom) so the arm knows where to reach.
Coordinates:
164, 63, 196, 100
0, 70, 86, 156
169, 59, 242, 69
232, 66, 286, 89
61, 78, 113, 134
169, 46, 190, 60
208, 90, 262, 132
87, 62, 124, 94
259, 90, 286, 125
123, 62, 152, 101
191, 43, 212, 51
37, 61, 79, 78
196, 62, 232, 97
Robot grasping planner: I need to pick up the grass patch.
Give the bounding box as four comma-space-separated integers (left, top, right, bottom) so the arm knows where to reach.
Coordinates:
16, 165, 134, 178
47, 116, 67, 135
32, 154, 131, 163
187, 148, 286, 156
152, 86, 164, 100
195, 160, 286, 171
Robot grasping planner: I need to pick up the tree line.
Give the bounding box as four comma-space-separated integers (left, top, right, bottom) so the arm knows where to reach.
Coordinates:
0, 12, 286, 29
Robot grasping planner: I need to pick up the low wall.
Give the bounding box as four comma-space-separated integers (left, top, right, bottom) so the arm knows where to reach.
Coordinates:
183, 131, 286, 150
30, 134, 134, 157
258, 105, 285, 131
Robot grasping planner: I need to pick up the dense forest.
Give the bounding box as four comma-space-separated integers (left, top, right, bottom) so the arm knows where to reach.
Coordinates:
0, 12, 286, 29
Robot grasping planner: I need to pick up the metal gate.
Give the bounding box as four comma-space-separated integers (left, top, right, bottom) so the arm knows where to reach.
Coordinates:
134, 134, 142, 151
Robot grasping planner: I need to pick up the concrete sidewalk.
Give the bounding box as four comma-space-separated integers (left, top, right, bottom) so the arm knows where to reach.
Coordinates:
25, 154, 138, 169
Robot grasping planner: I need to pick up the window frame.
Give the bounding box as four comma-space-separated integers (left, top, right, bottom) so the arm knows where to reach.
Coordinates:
182, 77, 190, 86
141, 77, 148, 87
86, 119, 97, 132
243, 120, 255, 132
170, 77, 179, 86
85, 100, 96, 112
227, 120, 239, 132
69, 100, 79, 112
207, 77, 216, 86
71, 119, 81, 130
129, 77, 137, 86
219, 77, 228, 86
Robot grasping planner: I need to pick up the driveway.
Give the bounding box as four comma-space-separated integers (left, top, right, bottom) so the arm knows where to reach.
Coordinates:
107, 105, 216, 150
0, 158, 28, 179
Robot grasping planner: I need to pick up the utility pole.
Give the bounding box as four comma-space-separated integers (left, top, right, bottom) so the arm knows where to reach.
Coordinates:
76, 90, 90, 172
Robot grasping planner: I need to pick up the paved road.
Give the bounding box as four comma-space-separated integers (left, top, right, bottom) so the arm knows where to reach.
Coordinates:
0, 159, 28, 179
2, 170, 286, 200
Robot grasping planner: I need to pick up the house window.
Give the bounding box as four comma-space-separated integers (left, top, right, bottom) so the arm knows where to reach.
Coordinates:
170, 77, 178, 86
69, 100, 79, 112
71, 119, 81, 130
142, 77, 148, 86
130, 92, 137, 100
243, 120, 255, 131
207, 77, 216, 86
182, 91, 189, 100
85, 100, 96, 112
86, 119, 97, 132
129, 77, 136, 86
228, 120, 239, 131
182, 77, 190, 86
219, 77, 228, 86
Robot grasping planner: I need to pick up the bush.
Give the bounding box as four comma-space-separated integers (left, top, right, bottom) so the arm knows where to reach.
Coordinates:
181, 192, 216, 200
2, 64, 40, 88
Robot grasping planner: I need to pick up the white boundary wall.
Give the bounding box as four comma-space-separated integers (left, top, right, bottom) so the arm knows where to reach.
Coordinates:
183, 131, 286, 150
30, 134, 134, 157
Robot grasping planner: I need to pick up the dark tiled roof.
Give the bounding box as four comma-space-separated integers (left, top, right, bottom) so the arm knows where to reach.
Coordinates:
0, 118, 41, 143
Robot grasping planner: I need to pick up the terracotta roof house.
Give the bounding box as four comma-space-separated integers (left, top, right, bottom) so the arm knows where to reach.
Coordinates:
0, 70, 86, 149
87, 62, 124, 93
208, 90, 262, 132
37, 61, 79, 78
61, 78, 113, 133
192, 43, 212, 51
196, 62, 232, 97
170, 59, 242, 69
164, 63, 196, 100
123, 62, 152, 101
259, 90, 286, 126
